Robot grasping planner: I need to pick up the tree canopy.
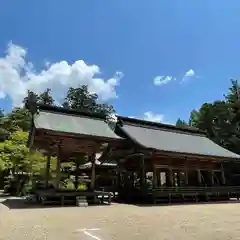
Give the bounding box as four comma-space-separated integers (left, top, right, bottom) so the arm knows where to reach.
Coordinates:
2, 81, 240, 188
0, 85, 115, 182
176, 80, 240, 154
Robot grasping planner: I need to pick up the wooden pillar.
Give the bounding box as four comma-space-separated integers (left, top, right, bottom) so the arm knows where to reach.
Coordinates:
140, 155, 145, 187
153, 164, 157, 188
185, 169, 189, 185
55, 145, 61, 189
74, 158, 80, 190
90, 152, 96, 190
168, 168, 173, 186
197, 169, 202, 186
45, 156, 51, 188
221, 165, 226, 185
210, 171, 214, 186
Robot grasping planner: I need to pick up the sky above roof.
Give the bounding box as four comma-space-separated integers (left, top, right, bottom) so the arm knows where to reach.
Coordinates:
0, 1, 239, 124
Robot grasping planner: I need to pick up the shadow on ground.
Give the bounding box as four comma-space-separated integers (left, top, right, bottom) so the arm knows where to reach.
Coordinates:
134, 200, 240, 207
1, 198, 113, 210
2, 195, 240, 210
114, 198, 240, 208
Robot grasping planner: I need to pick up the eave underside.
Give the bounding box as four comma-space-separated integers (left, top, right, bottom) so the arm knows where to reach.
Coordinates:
101, 145, 233, 166
29, 128, 123, 156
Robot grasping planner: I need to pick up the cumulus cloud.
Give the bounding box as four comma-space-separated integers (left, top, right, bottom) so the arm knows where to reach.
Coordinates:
143, 111, 165, 122
153, 75, 176, 86
0, 43, 123, 107
128, 111, 169, 123
182, 69, 195, 82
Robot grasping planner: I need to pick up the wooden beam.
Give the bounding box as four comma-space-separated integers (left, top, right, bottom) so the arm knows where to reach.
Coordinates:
74, 158, 80, 190
197, 169, 202, 185
90, 152, 96, 190
168, 168, 173, 186
185, 169, 189, 185
221, 164, 226, 185
153, 164, 157, 188
210, 170, 214, 185
55, 145, 61, 189
45, 156, 51, 188
140, 155, 146, 187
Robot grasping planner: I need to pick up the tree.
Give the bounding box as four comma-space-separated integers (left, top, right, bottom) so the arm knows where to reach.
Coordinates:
62, 85, 115, 115
23, 89, 54, 106
2, 108, 31, 132
38, 88, 55, 105
225, 79, 240, 104
184, 80, 240, 154
176, 118, 188, 127
0, 131, 40, 172
0, 109, 9, 140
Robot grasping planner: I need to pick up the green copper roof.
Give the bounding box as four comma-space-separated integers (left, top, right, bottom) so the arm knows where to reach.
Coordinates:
34, 110, 121, 140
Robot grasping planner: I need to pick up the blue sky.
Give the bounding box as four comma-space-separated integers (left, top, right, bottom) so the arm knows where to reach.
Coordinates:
0, 1, 240, 123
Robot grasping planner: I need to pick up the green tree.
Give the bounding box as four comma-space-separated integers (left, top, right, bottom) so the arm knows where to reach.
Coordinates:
225, 79, 240, 104
0, 109, 9, 140
0, 130, 48, 173
184, 80, 240, 154
176, 118, 188, 127
2, 108, 31, 132
38, 88, 55, 105
62, 85, 115, 115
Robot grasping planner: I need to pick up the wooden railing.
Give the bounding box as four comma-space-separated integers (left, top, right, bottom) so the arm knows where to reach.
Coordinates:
152, 186, 240, 193
150, 186, 240, 203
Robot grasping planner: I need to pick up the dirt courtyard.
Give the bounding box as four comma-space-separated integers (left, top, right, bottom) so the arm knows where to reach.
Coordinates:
1, 198, 240, 240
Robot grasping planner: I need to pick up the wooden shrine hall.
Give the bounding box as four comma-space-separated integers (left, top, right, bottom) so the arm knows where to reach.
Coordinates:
101, 116, 240, 203
27, 104, 240, 205
27, 104, 122, 205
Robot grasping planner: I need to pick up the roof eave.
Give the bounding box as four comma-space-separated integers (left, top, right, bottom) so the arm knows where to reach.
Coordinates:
37, 104, 107, 120
150, 148, 240, 161
117, 115, 205, 135
34, 127, 123, 142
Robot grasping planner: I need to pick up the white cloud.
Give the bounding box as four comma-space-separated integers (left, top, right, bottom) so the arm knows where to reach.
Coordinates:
153, 75, 176, 86
128, 111, 168, 123
143, 111, 165, 122
182, 69, 195, 82
185, 69, 195, 77
0, 43, 123, 107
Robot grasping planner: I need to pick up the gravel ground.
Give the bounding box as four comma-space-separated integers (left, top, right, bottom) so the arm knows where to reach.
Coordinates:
1, 198, 240, 240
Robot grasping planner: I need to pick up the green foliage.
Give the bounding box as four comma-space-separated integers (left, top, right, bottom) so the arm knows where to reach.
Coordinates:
0, 130, 46, 173
62, 85, 115, 115
225, 79, 240, 104
2, 108, 31, 132
177, 80, 240, 155
38, 88, 55, 105
0, 85, 115, 195
176, 118, 188, 127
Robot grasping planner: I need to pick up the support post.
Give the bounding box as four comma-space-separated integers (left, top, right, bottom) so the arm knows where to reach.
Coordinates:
153, 164, 157, 188
55, 145, 61, 189
75, 157, 80, 190
197, 169, 202, 186
90, 152, 96, 190
185, 169, 189, 185
221, 165, 226, 185
140, 155, 145, 188
210, 170, 214, 186
45, 156, 51, 188
168, 168, 173, 186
